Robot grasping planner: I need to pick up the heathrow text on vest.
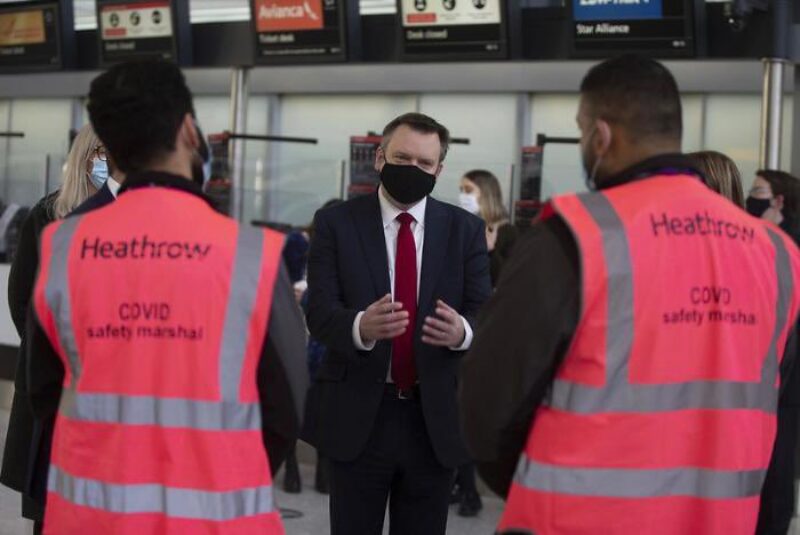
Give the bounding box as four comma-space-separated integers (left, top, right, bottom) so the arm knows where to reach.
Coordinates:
81, 236, 212, 260
650, 212, 756, 243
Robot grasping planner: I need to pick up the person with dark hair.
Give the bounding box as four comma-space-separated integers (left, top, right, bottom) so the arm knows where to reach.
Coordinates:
460, 55, 800, 534
280, 198, 344, 496
748, 169, 800, 535
748, 169, 800, 243
689, 150, 745, 208
303, 112, 491, 534
24, 60, 308, 534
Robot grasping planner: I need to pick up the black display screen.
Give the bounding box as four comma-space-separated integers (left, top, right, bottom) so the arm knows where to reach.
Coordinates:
570, 0, 695, 57
398, 0, 508, 60
97, 0, 178, 64
0, 3, 62, 72
251, 0, 348, 64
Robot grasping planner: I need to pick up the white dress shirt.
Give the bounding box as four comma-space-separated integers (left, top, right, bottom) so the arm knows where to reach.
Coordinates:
352, 187, 474, 355
107, 178, 121, 198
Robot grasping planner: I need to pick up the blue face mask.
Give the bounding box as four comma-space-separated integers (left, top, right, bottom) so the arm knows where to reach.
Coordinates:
90, 158, 109, 189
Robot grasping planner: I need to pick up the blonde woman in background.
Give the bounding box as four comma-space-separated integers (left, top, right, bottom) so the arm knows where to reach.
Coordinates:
1, 124, 105, 535
452, 169, 519, 518
459, 169, 520, 287
689, 150, 745, 208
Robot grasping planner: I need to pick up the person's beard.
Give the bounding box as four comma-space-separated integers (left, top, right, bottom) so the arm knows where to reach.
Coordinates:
581, 144, 603, 191
190, 153, 205, 189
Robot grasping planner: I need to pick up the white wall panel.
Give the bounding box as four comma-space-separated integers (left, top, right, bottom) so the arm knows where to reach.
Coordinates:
194, 95, 232, 135
6, 99, 72, 206
271, 94, 417, 226
703, 95, 794, 187
419, 94, 517, 208
682, 95, 704, 154
530, 94, 583, 198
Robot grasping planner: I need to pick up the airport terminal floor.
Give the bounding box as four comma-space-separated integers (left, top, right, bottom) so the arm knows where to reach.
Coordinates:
0, 405, 504, 535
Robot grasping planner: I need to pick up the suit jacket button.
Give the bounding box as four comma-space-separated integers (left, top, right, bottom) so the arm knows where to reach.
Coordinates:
376, 378, 384, 384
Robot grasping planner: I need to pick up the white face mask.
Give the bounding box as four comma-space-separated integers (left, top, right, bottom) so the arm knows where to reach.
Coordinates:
458, 193, 481, 215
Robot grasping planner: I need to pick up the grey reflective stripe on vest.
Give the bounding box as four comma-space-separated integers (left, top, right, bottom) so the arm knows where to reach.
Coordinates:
48, 466, 275, 520
764, 228, 793, 387
513, 457, 765, 500
45, 217, 83, 385
549, 378, 777, 414
219, 226, 265, 401
547, 193, 787, 415
60, 388, 261, 431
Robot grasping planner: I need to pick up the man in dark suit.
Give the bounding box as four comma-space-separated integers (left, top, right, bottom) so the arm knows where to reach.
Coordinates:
304, 112, 492, 534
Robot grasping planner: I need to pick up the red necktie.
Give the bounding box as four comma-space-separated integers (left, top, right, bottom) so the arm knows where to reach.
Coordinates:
392, 212, 417, 390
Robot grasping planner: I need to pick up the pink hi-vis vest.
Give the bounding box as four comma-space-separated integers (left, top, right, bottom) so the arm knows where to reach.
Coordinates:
498, 175, 800, 535
33, 187, 286, 535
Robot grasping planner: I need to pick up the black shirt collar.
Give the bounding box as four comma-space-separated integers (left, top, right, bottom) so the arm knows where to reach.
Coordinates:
598, 153, 706, 191
118, 171, 215, 209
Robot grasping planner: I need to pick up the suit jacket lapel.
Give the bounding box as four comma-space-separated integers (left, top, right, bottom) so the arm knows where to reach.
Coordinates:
418, 197, 451, 321
352, 194, 391, 299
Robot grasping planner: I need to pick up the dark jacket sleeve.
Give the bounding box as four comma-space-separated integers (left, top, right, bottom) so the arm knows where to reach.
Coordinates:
489, 223, 519, 287
779, 324, 800, 407
26, 305, 65, 420
461, 216, 493, 333
8, 207, 44, 337
258, 261, 310, 475
459, 217, 580, 498
306, 209, 361, 360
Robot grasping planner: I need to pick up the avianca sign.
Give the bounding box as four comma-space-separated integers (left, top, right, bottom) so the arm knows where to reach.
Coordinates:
255, 0, 324, 32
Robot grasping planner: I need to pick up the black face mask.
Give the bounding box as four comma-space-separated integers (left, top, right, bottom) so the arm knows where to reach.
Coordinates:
746, 197, 772, 218
380, 163, 436, 205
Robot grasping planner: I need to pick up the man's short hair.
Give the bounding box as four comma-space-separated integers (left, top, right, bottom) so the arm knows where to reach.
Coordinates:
381, 113, 451, 163
87, 60, 195, 173
580, 55, 682, 144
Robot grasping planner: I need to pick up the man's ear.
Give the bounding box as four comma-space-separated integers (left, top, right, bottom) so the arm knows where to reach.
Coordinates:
435, 163, 444, 178
179, 113, 199, 152
374, 146, 387, 173
595, 119, 612, 156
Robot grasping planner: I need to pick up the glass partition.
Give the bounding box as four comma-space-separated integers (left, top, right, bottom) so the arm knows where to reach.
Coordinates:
238, 158, 345, 228
0, 153, 63, 209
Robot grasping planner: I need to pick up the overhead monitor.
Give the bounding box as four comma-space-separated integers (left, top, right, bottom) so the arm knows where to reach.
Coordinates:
570, 0, 696, 58
398, 0, 509, 61
0, 2, 68, 72
97, 0, 192, 65
251, 0, 357, 64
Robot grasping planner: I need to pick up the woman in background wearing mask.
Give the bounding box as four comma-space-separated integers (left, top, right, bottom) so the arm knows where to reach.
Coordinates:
459, 169, 519, 287
746, 169, 800, 535
747, 169, 800, 243
1, 124, 106, 535
450, 170, 517, 518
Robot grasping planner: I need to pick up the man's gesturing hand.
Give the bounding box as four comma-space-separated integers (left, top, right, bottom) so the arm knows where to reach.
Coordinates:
422, 300, 465, 347
359, 294, 410, 344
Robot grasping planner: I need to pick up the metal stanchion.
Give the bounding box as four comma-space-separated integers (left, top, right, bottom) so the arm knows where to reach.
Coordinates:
759, 58, 788, 170
229, 67, 250, 222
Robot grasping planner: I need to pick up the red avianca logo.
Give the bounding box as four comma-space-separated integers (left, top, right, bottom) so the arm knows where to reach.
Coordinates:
255, 0, 324, 32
